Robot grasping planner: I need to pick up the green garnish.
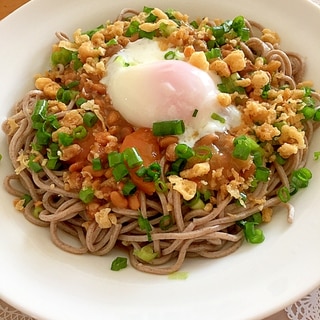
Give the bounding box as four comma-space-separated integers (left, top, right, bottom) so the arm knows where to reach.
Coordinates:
133, 244, 158, 262
92, 157, 102, 171
175, 144, 195, 160
83, 111, 98, 127
111, 257, 128, 271
138, 214, 152, 242
79, 187, 95, 204
211, 112, 226, 123
122, 181, 137, 196
123, 147, 143, 169
152, 120, 185, 136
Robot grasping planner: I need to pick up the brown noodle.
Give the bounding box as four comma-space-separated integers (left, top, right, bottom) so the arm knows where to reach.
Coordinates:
2, 8, 320, 275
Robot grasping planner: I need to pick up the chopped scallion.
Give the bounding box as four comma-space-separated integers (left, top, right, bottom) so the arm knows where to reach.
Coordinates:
58, 132, 74, 146
175, 144, 195, 159
123, 147, 143, 169
122, 181, 137, 196
112, 163, 129, 181
111, 256, 127, 271
255, 167, 270, 182
72, 126, 87, 140
211, 112, 225, 123
159, 215, 173, 230
152, 120, 185, 136
138, 214, 152, 242
92, 157, 102, 171
83, 111, 98, 127
277, 186, 291, 203
79, 187, 95, 204
133, 244, 157, 262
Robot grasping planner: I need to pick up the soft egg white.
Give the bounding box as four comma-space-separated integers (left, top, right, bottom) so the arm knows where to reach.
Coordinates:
101, 38, 241, 146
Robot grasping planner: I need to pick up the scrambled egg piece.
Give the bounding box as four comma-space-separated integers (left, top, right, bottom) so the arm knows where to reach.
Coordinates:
94, 208, 117, 229
168, 175, 197, 201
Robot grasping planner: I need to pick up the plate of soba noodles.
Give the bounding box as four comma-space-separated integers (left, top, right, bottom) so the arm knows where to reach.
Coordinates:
0, 0, 320, 319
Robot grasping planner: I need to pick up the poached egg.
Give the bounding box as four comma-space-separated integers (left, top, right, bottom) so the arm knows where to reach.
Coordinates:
101, 38, 241, 145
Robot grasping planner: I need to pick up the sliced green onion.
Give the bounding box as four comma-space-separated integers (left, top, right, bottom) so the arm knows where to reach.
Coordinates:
152, 120, 185, 136
123, 147, 143, 169
84, 24, 104, 38
291, 167, 312, 189
185, 192, 205, 210
83, 111, 98, 127
155, 179, 168, 193
111, 256, 127, 271
76, 97, 87, 107
194, 146, 212, 161
33, 205, 43, 219
175, 144, 195, 159
168, 158, 187, 175
233, 143, 251, 160
217, 73, 246, 94
232, 135, 259, 160
146, 162, 161, 181
211, 112, 225, 123
46, 158, 60, 170
235, 192, 247, 206
255, 167, 270, 182
65, 81, 80, 89
252, 149, 264, 167
138, 29, 156, 39
92, 157, 102, 171
251, 212, 263, 224
313, 151, 320, 160
138, 215, 152, 242
261, 83, 271, 99
277, 186, 291, 203
275, 152, 286, 165
168, 271, 189, 280
79, 187, 95, 204
51, 47, 72, 66
159, 22, 176, 37
58, 132, 74, 146
190, 20, 199, 29
301, 106, 316, 120
122, 181, 137, 196
242, 221, 265, 244
159, 215, 173, 230
31, 100, 48, 127
106, 38, 118, 46
71, 52, 83, 71
164, 50, 177, 60
201, 189, 212, 202
35, 124, 52, 146
108, 151, 124, 168
28, 156, 43, 173
135, 166, 147, 177
313, 109, 320, 121
56, 88, 78, 104
133, 244, 158, 262
46, 114, 61, 130
112, 163, 129, 181
22, 194, 32, 207
143, 6, 154, 13
205, 48, 221, 61
46, 143, 60, 170
125, 21, 140, 37
72, 126, 87, 140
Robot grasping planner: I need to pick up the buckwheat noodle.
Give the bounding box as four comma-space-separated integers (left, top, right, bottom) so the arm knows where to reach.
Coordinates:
2, 9, 320, 275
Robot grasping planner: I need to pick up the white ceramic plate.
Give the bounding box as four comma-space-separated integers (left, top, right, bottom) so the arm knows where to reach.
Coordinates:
1, 0, 320, 319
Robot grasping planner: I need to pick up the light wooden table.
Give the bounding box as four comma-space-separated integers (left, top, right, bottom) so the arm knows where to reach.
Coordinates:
0, 1, 300, 319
